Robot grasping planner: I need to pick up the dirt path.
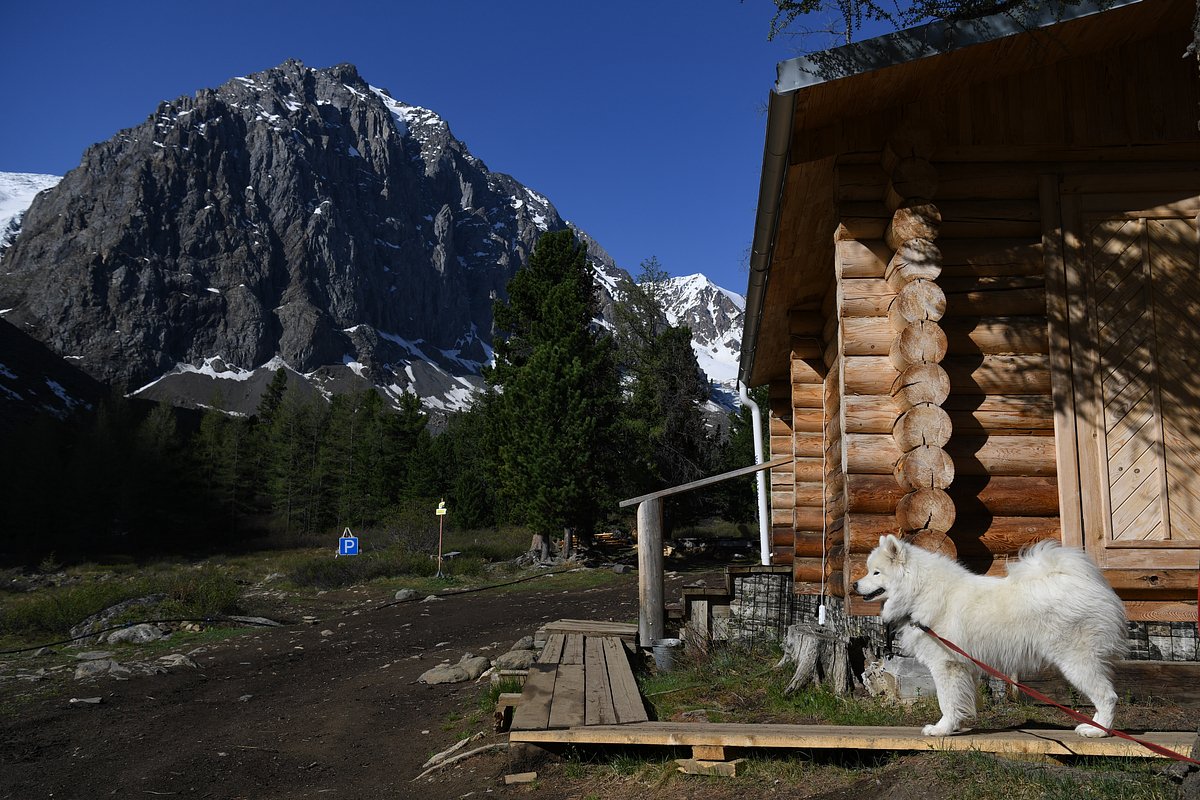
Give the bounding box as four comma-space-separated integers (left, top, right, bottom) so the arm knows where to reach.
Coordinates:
0, 570, 673, 800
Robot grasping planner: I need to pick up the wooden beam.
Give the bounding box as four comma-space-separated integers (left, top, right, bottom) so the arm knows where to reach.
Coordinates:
619, 456, 792, 507
509, 721, 1196, 760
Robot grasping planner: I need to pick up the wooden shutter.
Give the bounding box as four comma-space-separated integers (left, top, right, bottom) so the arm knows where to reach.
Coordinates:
1059, 183, 1200, 569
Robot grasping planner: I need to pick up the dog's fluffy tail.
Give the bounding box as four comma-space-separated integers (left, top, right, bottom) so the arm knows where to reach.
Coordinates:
1006, 539, 1105, 582
1007, 539, 1129, 657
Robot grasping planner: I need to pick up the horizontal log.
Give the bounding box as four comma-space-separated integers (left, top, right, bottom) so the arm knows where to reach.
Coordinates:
792, 408, 824, 433
935, 163, 1039, 201
771, 547, 794, 566
792, 383, 825, 408
770, 416, 794, 437
845, 513, 1060, 557
793, 458, 823, 483
936, 200, 1041, 240
946, 286, 1046, 317
794, 432, 824, 458
771, 490, 795, 510
847, 474, 1062, 516
793, 482, 824, 507
937, 239, 1043, 275
793, 558, 829, 584
846, 393, 1055, 435
770, 469, 795, 488
794, 530, 835, 558
826, 571, 847, 597
841, 285, 1047, 320
791, 357, 825, 384
939, 275, 1045, 294
772, 528, 795, 548
794, 506, 824, 530
1103, 569, 1200, 598
844, 317, 1049, 357
844, 355, 1052, 396
835, 163, 888, 202
846, 433, 1058, 477
835, 239, 890, 279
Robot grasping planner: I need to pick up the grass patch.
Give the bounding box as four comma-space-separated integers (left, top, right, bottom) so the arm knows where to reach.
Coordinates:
640, 642, 937, 726
0, 568, 244, 644
284, 545, 488, 590
929, 751, 1176, 800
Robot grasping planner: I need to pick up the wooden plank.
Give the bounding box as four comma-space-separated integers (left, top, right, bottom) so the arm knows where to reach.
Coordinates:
510, 721, 1196, 760
510, 664, 558, 731
548, 664, 586, 729
538, 633, 565, 664
601, 636, 649, 724
544, 620, 639, 638
561, 634, 584, 666
585, 636, 618, 726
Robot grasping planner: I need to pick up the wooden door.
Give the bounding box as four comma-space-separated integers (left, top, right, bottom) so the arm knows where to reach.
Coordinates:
1057, 181, 1200, 569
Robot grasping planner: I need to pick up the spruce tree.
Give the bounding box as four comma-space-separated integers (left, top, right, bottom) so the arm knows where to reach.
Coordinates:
488, 230, 621, 558
614, 259, 713, 522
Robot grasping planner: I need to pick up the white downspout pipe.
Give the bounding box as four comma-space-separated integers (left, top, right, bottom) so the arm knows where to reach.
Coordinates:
739, 381, 771, 566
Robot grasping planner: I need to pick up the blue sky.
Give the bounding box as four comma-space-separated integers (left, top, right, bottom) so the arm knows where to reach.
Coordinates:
0, 1, 814, 295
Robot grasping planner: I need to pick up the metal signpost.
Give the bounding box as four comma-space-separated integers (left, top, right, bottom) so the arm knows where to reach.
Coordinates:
338, 527, 359, 557
434, 499, 448, 577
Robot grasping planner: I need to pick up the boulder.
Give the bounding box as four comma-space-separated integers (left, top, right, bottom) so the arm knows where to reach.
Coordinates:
157, 653, 198, 669
494, 650, 536, 670
419, 654, 492, 685
393, 589, 420, 603
511, 635, 535, 651
74, 659, 131, 680
106, 624, 165, 645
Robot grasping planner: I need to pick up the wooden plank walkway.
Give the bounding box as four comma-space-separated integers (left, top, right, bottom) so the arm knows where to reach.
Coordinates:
511, 620, 648, 732
510, 721, 1197, 761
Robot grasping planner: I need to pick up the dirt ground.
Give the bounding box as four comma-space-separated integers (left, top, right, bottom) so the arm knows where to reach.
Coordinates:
1, 566, 1193, 800
0, 570, 671, 800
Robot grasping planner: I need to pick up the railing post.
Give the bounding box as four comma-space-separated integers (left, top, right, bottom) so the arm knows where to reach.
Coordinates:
636, 497, 664, 648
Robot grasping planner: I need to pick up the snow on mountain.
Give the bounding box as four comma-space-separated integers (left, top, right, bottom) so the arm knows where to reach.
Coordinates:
0, 172, 61, 251
644, 273, 745, 406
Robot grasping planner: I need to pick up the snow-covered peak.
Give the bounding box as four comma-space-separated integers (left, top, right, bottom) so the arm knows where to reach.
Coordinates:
0, 172, 62, 250
642, 273, 745, 399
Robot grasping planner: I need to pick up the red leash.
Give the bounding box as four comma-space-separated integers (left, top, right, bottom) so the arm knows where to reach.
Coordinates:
916, 624, 1200, 766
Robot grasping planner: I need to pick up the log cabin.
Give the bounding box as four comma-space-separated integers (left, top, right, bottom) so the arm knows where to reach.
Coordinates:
739, 0, 1200, 654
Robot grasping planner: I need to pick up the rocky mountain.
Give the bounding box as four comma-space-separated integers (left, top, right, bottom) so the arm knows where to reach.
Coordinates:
649, 273, 745, 407
0, 61, 743, 418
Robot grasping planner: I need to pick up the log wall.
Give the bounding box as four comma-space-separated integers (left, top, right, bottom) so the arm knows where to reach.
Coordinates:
834, 152, 1058, 615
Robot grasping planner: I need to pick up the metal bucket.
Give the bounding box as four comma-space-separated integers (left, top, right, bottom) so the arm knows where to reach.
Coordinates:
651, 637, 684, 671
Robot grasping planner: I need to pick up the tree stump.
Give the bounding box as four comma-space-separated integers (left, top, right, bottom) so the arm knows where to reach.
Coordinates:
775, 622, 853, 695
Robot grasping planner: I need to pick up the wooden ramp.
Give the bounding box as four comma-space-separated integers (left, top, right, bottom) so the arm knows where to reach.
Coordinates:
510, 621, 647, 732
510, 721, 1196, 761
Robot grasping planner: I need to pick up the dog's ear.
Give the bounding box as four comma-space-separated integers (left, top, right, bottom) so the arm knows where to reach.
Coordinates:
881, 534, 904, 562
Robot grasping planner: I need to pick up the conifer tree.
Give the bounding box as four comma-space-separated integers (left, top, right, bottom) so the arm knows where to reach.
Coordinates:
614, 259, 713, 521
488, 230, 621, 558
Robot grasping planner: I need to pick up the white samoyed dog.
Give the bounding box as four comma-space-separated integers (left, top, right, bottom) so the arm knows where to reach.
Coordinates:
853, 535, 1127, 738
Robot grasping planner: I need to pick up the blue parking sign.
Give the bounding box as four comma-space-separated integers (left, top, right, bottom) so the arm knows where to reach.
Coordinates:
338, 528, 359, 556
